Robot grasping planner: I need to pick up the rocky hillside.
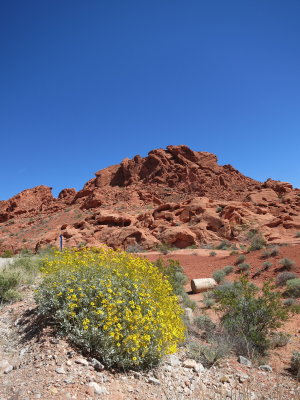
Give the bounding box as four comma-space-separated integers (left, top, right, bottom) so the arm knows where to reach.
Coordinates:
0, 145, 300, 252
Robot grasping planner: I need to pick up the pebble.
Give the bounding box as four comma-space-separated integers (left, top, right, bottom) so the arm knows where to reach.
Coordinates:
147, 377, 161, 385
88, 382, 109, 395
55, 367, 66, 374
237, 355, 252, 367
75, 358, 89, 366
90, 358, 105, 371
259, 365, 273, 372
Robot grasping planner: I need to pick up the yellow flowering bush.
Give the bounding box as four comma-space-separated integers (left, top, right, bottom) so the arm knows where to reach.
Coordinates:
36, 247, 185, 369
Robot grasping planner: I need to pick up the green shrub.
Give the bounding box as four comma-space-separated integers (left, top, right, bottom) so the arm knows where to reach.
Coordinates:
0, 270, 20, 303
295, 232, 300, 238
276, 272, 298, 287
230, 250, 239, 256
194, 314, 216, 333
182, 293, 197, 310
248, 233, 266, 251
235, 255, 245, 265
209, 251, 217, 257
284, 279, 300, 298
261, 246, 279, 259
290, 351, 300, 380
262, 261, 273, 271
236, 263, 251, 273
215, 241, 230, 250
126, 244, 144, 253
202, 292, 215, 309
223, 265, 234, 275
283, 298, 298, 307
0, 250, 13, 258
157, 243, 172, 255
269, 332, 290, 348
212, 269, 226, 284
279, 258, 295, 271
214, 277, 290, 356
36, 248, 185, 370
153, 258, 187, 297
187, 340, 231, 367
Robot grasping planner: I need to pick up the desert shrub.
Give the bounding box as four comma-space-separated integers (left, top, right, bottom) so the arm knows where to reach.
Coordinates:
248, 233, 266, 251
194, 314, 216, 333
279, 258, 295, 271
216, 206, 224, 214
126, 244, 144, 253
262, 261, 273, 271
0, 270, 20, 303
212, 269, 226, 284
0, 250, 13, 258
276, 271, 298, 287
295, 232, 300, 238
187, 340, 231, 367
153, 258, 187, 297
215, 241, 230, 250
284, 279, 300, 298
214, 277, 290, 356
269, 332, 290, 348
290, 352, 300, 380
36, 248, 185, 370
223, 265, 234, 275
230, 250, 239, 256
209, 251, 217, 257
283, 298, 298, 307
157, 243, 172, 255
182, 293, 197, 310
235, 255, 245, 265
261, 246, 279, 259
269, 246, 279, 257
236, 263, 251, 273
202, 292, 215, 309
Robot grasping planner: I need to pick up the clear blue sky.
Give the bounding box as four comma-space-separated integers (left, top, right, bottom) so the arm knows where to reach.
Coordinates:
1, 0, 299, 200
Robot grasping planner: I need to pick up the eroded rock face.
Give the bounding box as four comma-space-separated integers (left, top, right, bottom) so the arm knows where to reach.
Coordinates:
0, 145, 299, 252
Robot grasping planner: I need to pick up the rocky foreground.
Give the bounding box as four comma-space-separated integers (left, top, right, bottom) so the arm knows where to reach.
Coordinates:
0, 280, 300, 400
0, 145, 300, 253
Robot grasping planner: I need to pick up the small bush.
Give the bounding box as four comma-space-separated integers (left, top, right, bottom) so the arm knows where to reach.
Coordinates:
230, 250, 239, 256
276, 272, 298, 287
126, 244, 144, 253
236, 263, 251, 273
157, 243, 171, 255
262, 261, 273, 271
212, 269, 226, 284
248, 233, 266, 251
269, 332, 290, 348
202, 292, 215, 309
284, 279, 300, 298
261, 246, 279, 259
194, 314, 216, 333
182, 293, 197, 310
209, 251, 217, 257
279, 258, 295, 271
235, 255, 245, 265
215, 241, 230, 250
214, 277, 290, 356
36, 248, 185, 370
153, 258, 187, 297
295, 232, 300, 238
283, 298, 298, 307
290, 351, 300, 380
0, 270, 20, 303
0, 250, 13, 258
187, 340, 231, 367
223, 265, 234, 275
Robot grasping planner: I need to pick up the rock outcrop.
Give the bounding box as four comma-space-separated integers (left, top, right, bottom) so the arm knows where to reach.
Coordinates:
0, 145, 299, 252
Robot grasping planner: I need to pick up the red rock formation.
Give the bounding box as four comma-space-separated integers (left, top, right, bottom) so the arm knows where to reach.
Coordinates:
0, 145, 299, 252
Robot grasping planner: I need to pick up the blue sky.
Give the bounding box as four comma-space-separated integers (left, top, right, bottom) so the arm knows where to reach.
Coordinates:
0, 0, 299, 200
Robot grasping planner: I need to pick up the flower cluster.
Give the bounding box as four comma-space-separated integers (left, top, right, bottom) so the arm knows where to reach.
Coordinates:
36, 247, 185, 369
